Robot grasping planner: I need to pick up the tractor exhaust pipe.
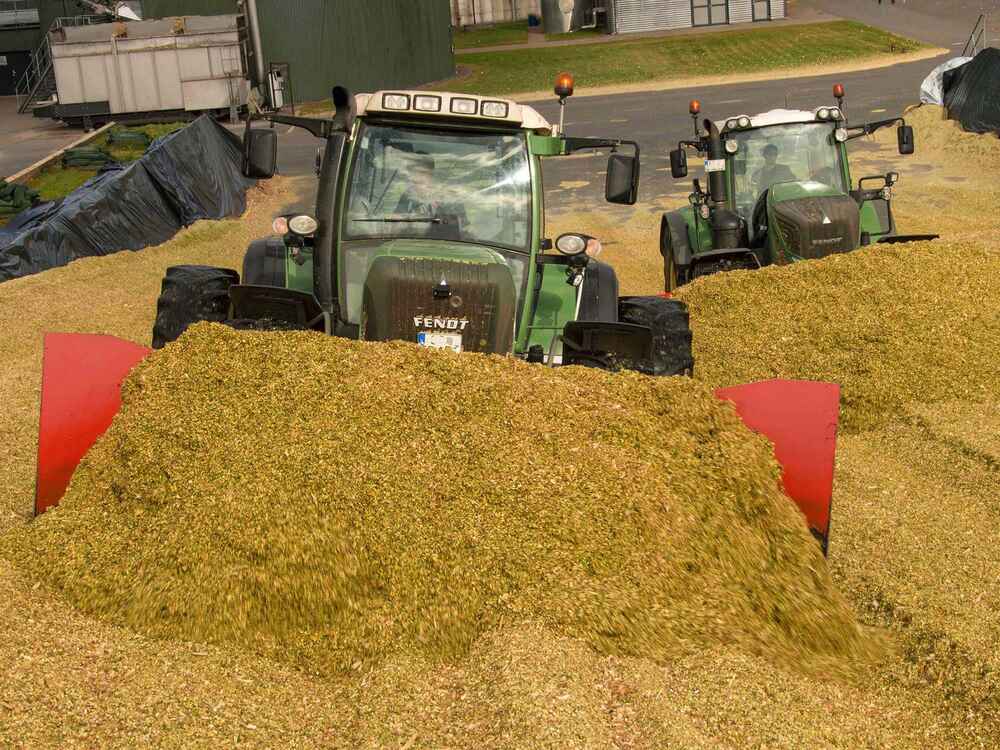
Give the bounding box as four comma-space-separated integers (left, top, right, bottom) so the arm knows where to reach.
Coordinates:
704, 118, 726, 206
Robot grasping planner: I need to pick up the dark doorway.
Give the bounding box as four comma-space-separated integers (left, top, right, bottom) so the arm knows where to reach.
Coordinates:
0, 51, 31, 96
692, 0, 729, 27
752, 0, 771, 21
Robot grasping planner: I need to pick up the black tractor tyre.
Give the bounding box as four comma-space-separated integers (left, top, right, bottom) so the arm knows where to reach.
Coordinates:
618, 295, 694, 377
242, 237, 287, 287
151, 265, 239, 349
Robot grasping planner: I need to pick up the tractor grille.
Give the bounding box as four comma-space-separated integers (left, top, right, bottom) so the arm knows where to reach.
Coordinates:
771, 195, 860, 262
362, 256, 516, 354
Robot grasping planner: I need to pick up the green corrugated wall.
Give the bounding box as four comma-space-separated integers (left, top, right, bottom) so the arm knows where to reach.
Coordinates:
142, 0, 455, 102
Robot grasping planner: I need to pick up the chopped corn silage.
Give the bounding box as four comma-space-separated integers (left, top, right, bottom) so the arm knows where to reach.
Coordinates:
3, 323, 877, 677
675, 240, 1000, 432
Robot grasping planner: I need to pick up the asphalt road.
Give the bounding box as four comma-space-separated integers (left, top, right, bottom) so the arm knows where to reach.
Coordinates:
273, 0, 992, 211
274, 52, 951, 211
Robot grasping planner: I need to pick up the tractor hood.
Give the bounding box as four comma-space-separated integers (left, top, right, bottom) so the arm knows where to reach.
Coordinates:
343, 238, 522, 354
766, 180, 860, 262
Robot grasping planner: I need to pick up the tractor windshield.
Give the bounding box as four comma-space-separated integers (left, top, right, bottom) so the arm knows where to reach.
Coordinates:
729, 122, 847, 223
344, 123, 532, 251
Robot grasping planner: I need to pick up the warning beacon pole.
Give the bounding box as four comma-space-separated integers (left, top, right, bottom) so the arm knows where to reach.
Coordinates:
554, 72, 574, 134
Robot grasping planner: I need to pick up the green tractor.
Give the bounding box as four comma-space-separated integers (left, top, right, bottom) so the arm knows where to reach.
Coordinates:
153, 82, 693, 376
660, 84, 939, 289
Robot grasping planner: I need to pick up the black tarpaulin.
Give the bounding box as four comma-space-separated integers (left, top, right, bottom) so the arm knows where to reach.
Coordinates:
0, 116, 254, 283
942, 48, 1000, 135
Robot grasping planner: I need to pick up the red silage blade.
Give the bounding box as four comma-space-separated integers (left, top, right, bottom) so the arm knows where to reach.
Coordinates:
714, 380, 840, 550
35, 333, 151, 516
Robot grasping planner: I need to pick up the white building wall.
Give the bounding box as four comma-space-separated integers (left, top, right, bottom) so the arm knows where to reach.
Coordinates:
729, 0, 752, 24
451, 0, 543, 26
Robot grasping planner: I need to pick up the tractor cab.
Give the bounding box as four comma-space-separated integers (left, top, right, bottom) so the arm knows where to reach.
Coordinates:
661, 85, 938, 290
144, 78, 692, 381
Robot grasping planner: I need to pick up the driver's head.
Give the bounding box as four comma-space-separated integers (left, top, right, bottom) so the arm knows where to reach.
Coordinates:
762, 143, 779, 165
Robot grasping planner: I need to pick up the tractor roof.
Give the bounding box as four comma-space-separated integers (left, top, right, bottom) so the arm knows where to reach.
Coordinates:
715, 107, 844, 132
356, 91, 553, 134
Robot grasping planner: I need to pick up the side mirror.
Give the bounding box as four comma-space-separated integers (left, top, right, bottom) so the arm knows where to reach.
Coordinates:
243, 127, 278, 179
897, 124, 914, 155
670, 148, 688, 179
606, 153, 639, 205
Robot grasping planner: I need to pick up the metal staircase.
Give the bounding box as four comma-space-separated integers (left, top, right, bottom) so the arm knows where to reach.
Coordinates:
15, 15, 106, 114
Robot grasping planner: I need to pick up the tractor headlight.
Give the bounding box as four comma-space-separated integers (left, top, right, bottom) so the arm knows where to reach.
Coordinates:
480, 100, 509, 118
817, 107, 830, 120
829, 107, 842, 121
834, 127, 848, 143
413, 95, 442, 112
724, 139, 739, 154
382, 93, 410, 111
450, 97, 478, 115
272, 216, 289, 235
737, 116, 751, 128
288, 214, 319, 236
555, 233, 588, 255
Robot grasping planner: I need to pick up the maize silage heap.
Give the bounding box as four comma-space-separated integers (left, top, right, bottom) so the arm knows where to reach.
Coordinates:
4, 324, 876, 676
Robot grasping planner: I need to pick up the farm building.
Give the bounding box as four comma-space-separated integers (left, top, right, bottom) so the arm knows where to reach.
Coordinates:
0, 0, 454, 114
449, 0, 786, 33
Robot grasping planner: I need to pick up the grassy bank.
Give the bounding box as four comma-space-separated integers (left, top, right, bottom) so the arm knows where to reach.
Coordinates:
453, 21, 528, 49
22, 122, 184, 205
446, 20, 926, 96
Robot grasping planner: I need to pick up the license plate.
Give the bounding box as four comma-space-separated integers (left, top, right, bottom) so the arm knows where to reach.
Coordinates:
417, 331, 463, 353
704, 158, 726, 173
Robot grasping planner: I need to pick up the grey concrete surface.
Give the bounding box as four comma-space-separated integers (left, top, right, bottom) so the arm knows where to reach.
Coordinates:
272, 53, 952, 214
800, 0, 994, 49
0, 97, 86, 180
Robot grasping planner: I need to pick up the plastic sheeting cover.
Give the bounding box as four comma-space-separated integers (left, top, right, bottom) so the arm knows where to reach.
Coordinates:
0, 116, 254, 283
942, 48, 1000, 135
920, 56, 972, 105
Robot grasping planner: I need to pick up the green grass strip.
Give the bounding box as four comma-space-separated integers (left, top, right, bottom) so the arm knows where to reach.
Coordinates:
447, 21, 926, 96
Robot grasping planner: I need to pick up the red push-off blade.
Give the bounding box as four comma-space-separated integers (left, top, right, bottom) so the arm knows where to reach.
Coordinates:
714, 380, 840, 549
35, 333, 151, 516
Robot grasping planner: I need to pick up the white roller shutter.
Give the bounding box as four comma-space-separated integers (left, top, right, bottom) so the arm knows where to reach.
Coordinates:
729, 0, 752, 24
613, 0, 693, 34
770, 0, 785, 19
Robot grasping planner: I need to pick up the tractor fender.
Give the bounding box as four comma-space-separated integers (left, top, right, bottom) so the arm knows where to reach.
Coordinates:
660, 211, 693, 268
577, 258, 620, 323
242, 236, 287, 288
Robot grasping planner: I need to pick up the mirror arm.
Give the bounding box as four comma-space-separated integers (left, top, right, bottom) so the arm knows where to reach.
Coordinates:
845, 116, 905, 141
676, 138, 704, 153
254, 113, 347, 140
563, 137, 639, 159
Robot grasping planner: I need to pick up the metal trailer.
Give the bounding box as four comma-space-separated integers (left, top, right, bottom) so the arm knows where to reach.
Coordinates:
46, 14, 247, 126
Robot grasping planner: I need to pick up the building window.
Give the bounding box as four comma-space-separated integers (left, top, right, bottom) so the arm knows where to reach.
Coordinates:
691, 0, 728, 27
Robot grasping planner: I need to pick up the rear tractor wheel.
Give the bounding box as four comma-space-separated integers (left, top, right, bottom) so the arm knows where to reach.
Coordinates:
619, 295, 694, 377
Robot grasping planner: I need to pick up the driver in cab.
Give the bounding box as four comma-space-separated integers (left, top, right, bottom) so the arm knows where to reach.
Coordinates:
752, 143, 796, 194
395, 153, 439, 217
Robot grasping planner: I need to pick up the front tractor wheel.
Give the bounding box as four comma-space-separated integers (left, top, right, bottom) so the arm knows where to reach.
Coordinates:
151, 265, 239, 349
619, 296, 694, 377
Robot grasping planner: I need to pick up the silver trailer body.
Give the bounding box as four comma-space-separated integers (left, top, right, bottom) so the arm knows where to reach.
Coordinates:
50, 15, 248, 117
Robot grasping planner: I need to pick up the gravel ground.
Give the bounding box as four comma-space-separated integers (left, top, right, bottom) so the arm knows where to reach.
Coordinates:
0, 108, 997, 748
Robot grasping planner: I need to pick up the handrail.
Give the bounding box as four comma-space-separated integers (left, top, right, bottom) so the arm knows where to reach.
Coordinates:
962, 14, 985, 57
14, 15, 109, 112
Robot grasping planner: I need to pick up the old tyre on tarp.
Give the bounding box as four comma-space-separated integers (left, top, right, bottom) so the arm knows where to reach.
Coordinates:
151, 265, 239, 349
618, 295, 694, 376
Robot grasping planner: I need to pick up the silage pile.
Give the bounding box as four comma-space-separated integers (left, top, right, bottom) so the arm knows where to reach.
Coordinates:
3, 323, 877, 677
887, 104, 1000, 162
675, 239, 1000, 431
